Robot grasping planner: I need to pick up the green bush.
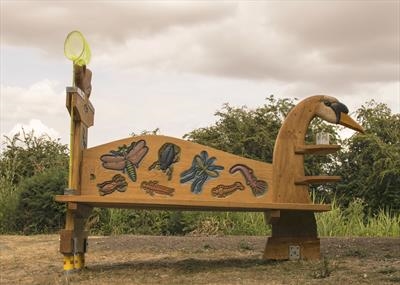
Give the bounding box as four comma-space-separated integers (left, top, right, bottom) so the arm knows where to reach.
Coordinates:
14, 169, 67, 234
88, 209, 198, 236
0, 131, 69, 234
0, 179, 20, 233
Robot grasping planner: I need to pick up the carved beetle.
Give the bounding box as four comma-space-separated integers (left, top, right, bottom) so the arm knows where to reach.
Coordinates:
148, 143, 181, 180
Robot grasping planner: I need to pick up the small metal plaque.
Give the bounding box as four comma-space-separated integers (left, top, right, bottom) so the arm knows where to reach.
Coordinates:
289, 245, 300, 260
64, 188, 76, 195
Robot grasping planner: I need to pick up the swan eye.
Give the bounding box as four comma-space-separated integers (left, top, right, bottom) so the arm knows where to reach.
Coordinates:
324, 101, 332, 107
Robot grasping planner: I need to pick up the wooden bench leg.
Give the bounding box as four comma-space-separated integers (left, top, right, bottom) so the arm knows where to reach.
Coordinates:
60, 203, 92, 272
263, 210, 320, 260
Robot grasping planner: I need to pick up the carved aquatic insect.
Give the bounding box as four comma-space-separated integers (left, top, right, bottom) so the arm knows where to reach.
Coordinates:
229, 164, 268, 197
97, 174, 128, 196
180, 150, 224, 194
100, 140, 149, 182
148, 143, 181, 180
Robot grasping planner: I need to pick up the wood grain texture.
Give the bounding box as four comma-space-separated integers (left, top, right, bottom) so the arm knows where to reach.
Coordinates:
294, 144, 341, 155
62, 87, 94, 256
66, 87, 94, 127
271, 96, 343, 204
78, 135, 274, 207
58, 95, 346, 212
55, 195, 331, 211
264, 210, 320, 260
294, 176, 342, 185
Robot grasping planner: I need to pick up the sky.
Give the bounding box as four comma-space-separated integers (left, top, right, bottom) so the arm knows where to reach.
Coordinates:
1, 1, 399, 149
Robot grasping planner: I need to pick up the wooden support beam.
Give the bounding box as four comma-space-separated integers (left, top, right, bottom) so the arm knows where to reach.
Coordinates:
66, 87, 94, 127
264, 210, 320, 260
264, 210, 281, 224
295, 176, 341, 185
294, 144, 341, 155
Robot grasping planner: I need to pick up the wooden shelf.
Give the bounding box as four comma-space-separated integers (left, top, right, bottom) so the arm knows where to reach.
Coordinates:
295, 176, 341, 185
295, 144, 341, 155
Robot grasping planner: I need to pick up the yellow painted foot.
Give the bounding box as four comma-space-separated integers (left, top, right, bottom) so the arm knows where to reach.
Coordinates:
74, 253, 85, 270
63, 254, 75, 272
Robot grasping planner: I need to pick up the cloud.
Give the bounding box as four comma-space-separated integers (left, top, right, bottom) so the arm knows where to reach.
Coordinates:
7, 119, 60, 140
90, 1, 398, 93
1, 1, 398, 149
2, 2, 398, 84
0, 79, 68, 142
1, 79, 64, 121
1, 1, 234, 53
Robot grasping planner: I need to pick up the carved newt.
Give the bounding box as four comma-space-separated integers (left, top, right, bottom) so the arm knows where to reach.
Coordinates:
211, 182, 245, 198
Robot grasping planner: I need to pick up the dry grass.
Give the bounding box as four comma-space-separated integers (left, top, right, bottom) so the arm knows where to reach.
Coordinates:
1, 235, 399, 285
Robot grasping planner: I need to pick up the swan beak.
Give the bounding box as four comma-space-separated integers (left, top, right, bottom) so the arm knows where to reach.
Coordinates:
339, 113, 365, 133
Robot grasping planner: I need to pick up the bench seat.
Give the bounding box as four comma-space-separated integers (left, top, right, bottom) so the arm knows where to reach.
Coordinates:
55, 195, 331, 212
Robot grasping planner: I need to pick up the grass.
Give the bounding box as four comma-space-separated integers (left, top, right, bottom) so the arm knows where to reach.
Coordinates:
316, 198, 400, 237
81, 197, 400, 237
170, 199, 399, 238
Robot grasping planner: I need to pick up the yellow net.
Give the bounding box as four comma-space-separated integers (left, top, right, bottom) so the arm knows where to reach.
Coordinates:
64, 30, 91, 66
63, 31, 91, 189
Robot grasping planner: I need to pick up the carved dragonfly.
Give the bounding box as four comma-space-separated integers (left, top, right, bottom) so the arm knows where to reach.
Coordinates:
100, 140, 149, 182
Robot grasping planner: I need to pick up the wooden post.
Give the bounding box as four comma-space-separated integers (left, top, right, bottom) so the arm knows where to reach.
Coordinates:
60, 85, 94, 271
264, 210, 320, 260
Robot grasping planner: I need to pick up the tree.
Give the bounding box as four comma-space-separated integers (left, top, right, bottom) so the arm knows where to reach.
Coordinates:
0, 130, 69, 185
335, 101, 400, 213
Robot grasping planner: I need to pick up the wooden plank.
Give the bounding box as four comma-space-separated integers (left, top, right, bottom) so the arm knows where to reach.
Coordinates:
79, 135, 274, 206
55, 195, 331, 212
66, 87, 94, 127
295, 176, 341, 185
294, 144, 341, 155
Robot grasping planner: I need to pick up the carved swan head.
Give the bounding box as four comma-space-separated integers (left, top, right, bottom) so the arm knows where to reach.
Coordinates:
315, 95, 364, 133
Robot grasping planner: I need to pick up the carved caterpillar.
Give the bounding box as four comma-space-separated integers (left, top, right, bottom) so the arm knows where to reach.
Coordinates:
211, 182, 245, 198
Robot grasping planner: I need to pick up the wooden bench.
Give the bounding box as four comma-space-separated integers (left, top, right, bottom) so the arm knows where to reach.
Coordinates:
56, 83, 363, 271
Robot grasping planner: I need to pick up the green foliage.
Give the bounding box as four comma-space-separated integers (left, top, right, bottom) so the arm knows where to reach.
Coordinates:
335, 101, 400, 213
184, 95, 295, 163
0, 131, 69, 234
88, 209, 270, 236
88, 209, 197, 236
185, 95, 340, 201
0, 180, 20, 233
0, 130, 68, 185
14, 168, 67, 234
189, 212, 270, 236
87, 201, 398, 237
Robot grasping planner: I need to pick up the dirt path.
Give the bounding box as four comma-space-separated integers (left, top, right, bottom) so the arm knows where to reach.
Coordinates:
0, 235, 399, 284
